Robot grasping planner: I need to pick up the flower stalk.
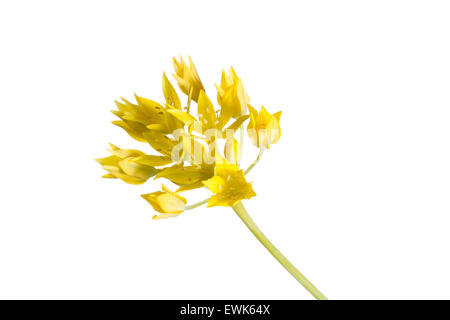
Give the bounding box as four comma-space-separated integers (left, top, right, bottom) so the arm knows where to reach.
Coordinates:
244, 147, 264, 175
232, 201, 327, 300
185, 198, 209, 210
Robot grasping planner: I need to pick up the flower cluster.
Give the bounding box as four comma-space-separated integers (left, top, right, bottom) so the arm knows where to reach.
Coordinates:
96, 56, 281, 219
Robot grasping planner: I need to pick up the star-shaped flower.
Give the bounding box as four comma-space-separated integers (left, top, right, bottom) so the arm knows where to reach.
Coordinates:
202, 164, 256, 207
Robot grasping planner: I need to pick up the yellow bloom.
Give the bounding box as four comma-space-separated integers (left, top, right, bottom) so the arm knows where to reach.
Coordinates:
95, 144, 158, 184
172, 56, 204, 102
215, 67, 249, 121
111, 97, 159, 142
112, 94, 181, 141
142, 185, 187, 219
247, 105, 282, 149
203, 164, 256, 207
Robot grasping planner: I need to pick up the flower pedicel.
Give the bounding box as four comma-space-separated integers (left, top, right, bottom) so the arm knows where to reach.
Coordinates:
96, 56, 327, 300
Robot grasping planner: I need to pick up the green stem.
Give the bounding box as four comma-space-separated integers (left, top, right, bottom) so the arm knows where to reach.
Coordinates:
232, 201, 328, 300
185, 198, 209, 210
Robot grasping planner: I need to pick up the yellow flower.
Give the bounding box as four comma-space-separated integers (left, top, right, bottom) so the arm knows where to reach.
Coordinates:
111, 97, 158, 142
112, 94, 179, 141
172, 56, 204, 102
203, 164, 256, 207
215, 67, 249, 121
142, 185, 187, 219
95, 144, 158, 184
247, 105, 282, 149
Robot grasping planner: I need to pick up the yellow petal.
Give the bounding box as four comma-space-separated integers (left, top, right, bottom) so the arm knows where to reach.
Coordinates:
224, 114, 250, 132
266, 116, 281, 146
247, 104, 258, 125
112, 120, 148, 142
188, 56, 204, 102
162, 72, 181, 109
95, 155, 120, 166
176, 181, 204, 192
161, 184, 174, 194
202, 176, 225, 194
273, 111, 282, 122
189, 56, 202, 83
203, 163, 256, 207
146, 123, 168, 132
214, 163, 239, 176
235, 79, 249, 116
143, 130, 177, 157
113, 99, 133, 114
156, 192, 186, 212
224, 138, 241, 164
197, 90, 217, 129
172, 56, 185, 76
172, 73, 190, 95
163, 108, 184, 133
142, 191, 186, 214
219, 69, 232, 90
101, 165, 146, 185
118, 158, 158, 180
108, 143, 145, 159
152, 213, 181, 220
166, 109, 197, 126
134, 155, 173, 167
134, 95, 166, 119
101, 173, 116, 179
155, 165, 206, 185
258, 106, 272, 125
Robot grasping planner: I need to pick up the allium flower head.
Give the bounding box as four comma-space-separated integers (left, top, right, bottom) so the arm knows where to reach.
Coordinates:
97, 56, 281, 217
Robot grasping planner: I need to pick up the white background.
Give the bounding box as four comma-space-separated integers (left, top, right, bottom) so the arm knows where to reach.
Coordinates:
0, 1, 449, 300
